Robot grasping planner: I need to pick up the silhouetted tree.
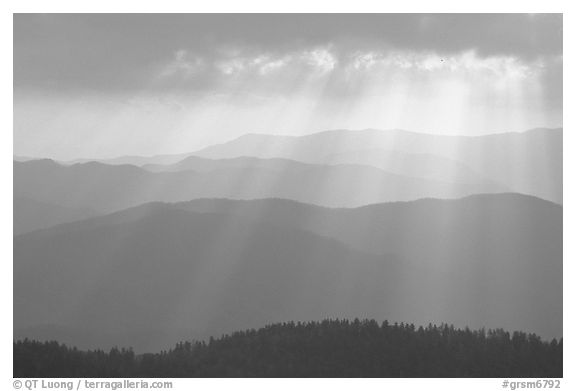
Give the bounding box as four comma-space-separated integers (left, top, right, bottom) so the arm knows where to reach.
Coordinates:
14, 319, 562, 378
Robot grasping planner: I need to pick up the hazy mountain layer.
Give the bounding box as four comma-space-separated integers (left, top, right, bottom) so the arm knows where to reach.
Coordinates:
146, 150, 492, 186
175, 193, 563, 338
43, 128, 561, 203
68, 153, 190, 167
14, 194, 561, 351
194, 128, 562, 203
14, 158, 508, 213
14, 197, 95, 235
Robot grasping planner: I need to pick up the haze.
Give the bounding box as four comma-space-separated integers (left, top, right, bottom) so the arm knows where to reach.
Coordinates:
14, 14, 562, 161
13, 14, 563, 365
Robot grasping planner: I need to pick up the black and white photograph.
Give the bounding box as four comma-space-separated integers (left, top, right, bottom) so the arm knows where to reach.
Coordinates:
9, 8, 566, 384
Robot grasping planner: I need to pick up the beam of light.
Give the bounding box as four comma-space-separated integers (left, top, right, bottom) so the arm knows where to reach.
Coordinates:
15, 48, 558, 160
14, 46, 562, 348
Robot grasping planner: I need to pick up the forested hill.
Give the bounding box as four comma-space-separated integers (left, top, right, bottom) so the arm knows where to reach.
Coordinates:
14, 319, 562, 378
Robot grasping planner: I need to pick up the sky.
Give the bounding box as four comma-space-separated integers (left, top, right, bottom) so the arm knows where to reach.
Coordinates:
13, 14, 563, 160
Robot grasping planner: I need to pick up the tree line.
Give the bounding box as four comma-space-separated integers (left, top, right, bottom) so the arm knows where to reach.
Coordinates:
14, 319, 562, 377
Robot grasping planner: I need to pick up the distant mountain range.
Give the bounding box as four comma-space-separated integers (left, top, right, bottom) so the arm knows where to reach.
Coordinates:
13, 127, 563, 354
36, 127, 560, 204
192, 128, 562, 204
14, 156, 507, 232
14, 197, 95, 235
14, 194, 562, 352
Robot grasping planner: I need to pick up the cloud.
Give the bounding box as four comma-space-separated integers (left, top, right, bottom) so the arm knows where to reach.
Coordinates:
13, 15, 563, 160
159, 50, 206, 79
14, 14, 562, 93
158, 47, 339, 81
154, 46, 546, 93
347, 50, 541, 80
258, 56, 290, 75
300, 48, 337, 73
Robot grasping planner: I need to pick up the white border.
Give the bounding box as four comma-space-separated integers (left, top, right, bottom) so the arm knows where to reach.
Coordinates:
3, 2, 571, 390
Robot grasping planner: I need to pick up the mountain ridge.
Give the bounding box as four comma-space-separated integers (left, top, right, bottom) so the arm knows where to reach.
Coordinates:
16, 127, 560, 166
192, 127, 562, 204
15, 157, 509, 213
14, 193, 562, 351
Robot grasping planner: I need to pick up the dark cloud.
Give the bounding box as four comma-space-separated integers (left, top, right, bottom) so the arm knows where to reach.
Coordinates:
14, 14, 562, 92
